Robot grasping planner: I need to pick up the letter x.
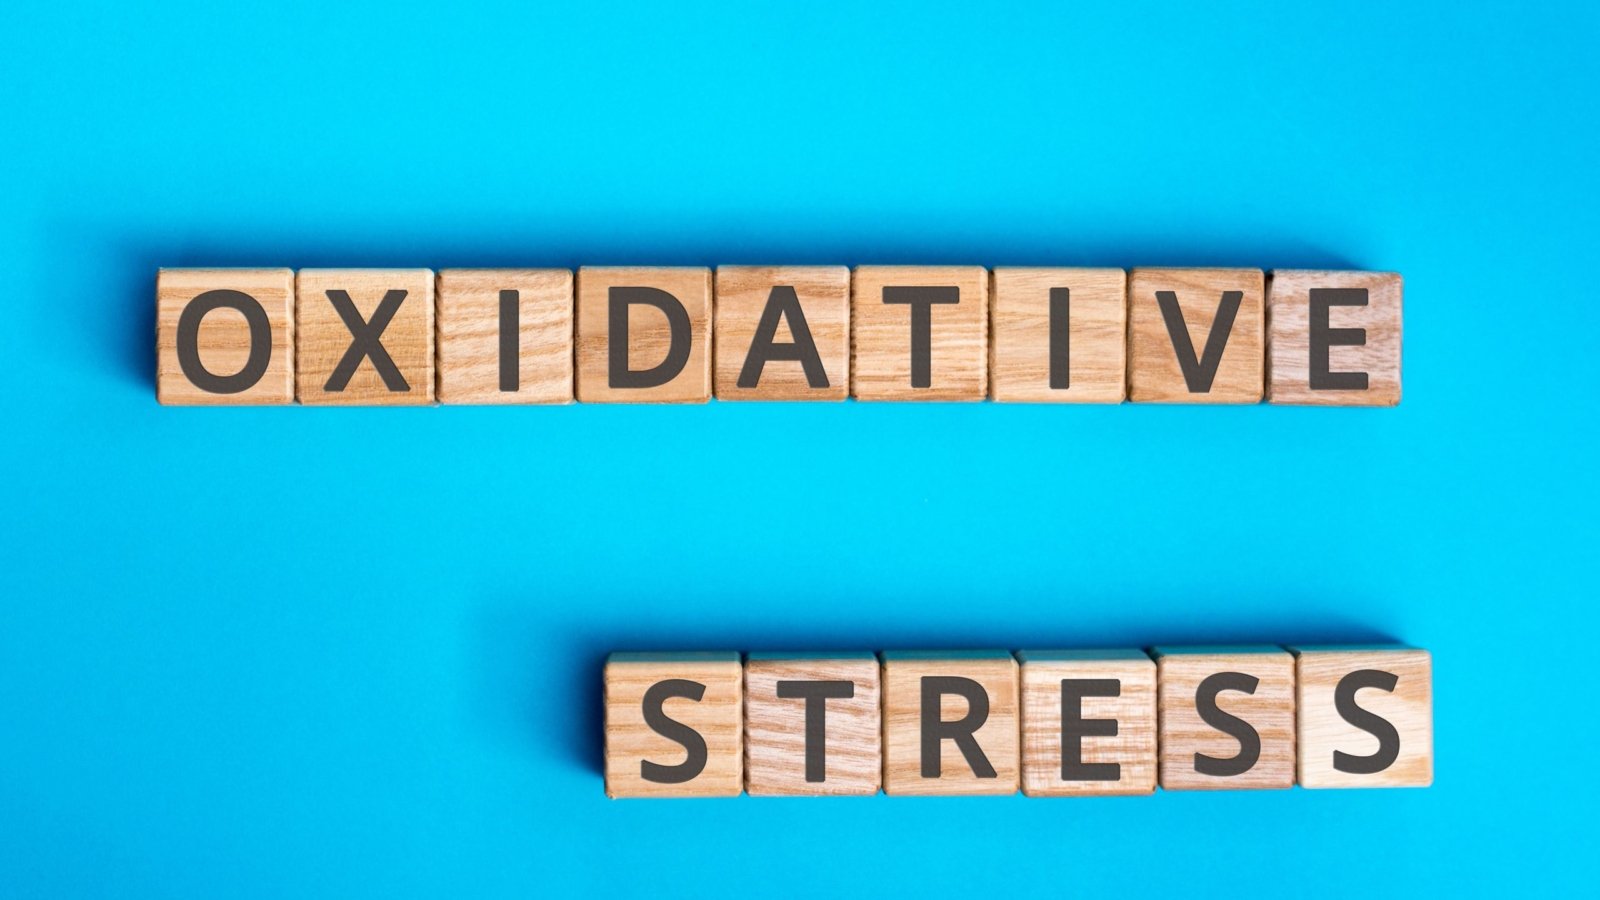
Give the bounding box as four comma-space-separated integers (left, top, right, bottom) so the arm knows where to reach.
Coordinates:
324, 289, 410, 392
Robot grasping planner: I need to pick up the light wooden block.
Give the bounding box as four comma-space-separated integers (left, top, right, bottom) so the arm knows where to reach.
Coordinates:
603, 652, 742, 798
436, 269, 573, 404
156, 268, 294, 405
1154, 646, 1295, 790
990, 268, 1126, 403
743, 653, 881, 796
1291, 645, 1432, 788
576, 267, 711, 403
1128, 268, 1264, 403
714, 266, 849, 401
295, 269, 435, 405
1267, 270, 1402, 406
881, 651, 1019, 795
1018, 649, 1156, 796
851, 266, 988, 401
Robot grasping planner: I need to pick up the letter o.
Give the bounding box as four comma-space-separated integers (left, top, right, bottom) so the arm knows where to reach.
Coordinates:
176, 289, 273, 394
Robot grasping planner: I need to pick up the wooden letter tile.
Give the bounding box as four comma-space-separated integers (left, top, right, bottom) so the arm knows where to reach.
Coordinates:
714, 266, 849, 401
1267, 270, 1402, 406
1154, 646, 1295, 790
1128, 268, 1264, 403
157, 268, 294, 406
1018, 649, 1156, 796
436, 269, 573, 404
744, 653, 881, 796
576, 267, 711, 403
603, 652, 742, 798
990, 268, 1126, 403
881, 651, 1019, 795
851, 266, 988, 401
1291, 645, 1432, 788
295, 269, 435, 405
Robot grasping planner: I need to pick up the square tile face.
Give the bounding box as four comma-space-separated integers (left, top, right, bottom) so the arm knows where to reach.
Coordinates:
1292, 646, 1432, 788
881, 651, 1019, 795
1128, 268, 1264, 403
157, 268, 294, 405
296, 269, 435, 405
603, 652, 743, 798
1267, 270, 1402, 406
576, 267, 711, 403
1018, 650, 1156, 796
714, 266, 849, 401
1154, 646, 1295, 790
744, 654, 881, 795
990, 268, 1126, 403
436, 269, 573, 404
851, 266, 988, 401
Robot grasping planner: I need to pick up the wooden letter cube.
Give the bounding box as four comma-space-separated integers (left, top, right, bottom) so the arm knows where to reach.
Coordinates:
1018, 649, 1156, 796
1154, 646, 1295, 790
603, 652, 742, 798
576, 267, 711, 403
1128, 268, 1264, 403
990, 268, 1126, 403
851, 266, 988, 401
881, 651, 1019, 795
743, 653, 881, 795
1267, 270, 1402, 406
157, 268, 294, 405
436, 269, 573, 404
714, 266, 849, 401
296, 269, 435, 405
1291, 645, 1432, 788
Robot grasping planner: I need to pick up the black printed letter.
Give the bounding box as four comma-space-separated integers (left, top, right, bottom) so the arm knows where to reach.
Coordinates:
1193, 671, 1261, 777
921, 676, 995, 779
776, 680, 856, 782
640, 679, 708, 784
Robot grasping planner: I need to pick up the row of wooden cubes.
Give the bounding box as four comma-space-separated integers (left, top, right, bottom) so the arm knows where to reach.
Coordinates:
156, 266, 1401, 405
605, 646, 1432, 798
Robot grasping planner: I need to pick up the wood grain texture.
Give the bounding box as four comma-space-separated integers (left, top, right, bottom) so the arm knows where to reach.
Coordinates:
1267, 270, 1402, 406
157, 268, 294, 405
1291, 646, 1432, 788
436, 269, 573, 404
851, 266, 988, 401
744, 653, 881, 796
295, 269, 435, 405
990, 268, 1126, 403
881, 651, 1019, 795
1154, 646, 1295, 790
576, 267, 711, 403
1128, 268, 1264, 403
714, 266, 849, 401
603, 652, 743, 798
1018, 649, 1156, 796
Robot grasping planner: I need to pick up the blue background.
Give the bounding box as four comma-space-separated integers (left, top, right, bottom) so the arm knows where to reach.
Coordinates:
2, 1, 1595, 895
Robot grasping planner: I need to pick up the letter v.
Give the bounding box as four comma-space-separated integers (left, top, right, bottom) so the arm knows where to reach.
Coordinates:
1156, 290, 1242, 393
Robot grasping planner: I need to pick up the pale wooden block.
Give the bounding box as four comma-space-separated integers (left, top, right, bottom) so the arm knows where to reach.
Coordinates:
1267, 270, 1402, 406
436, 269, 573, 404
881, 650, 1019, 795
575, 267, 711, 403
851, 266, 988, 401
990, 268, 1126, 403
1153, 646, 1295, 790
714, 266, 849, 401
603, 652, 742, 798
1128, 268, 1264, 403
1018, 649, 1156, 796
295, 269, 435, 405
743, 653, 881, 796
156, 268, 294, 405
1291, 645, 1432, 788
